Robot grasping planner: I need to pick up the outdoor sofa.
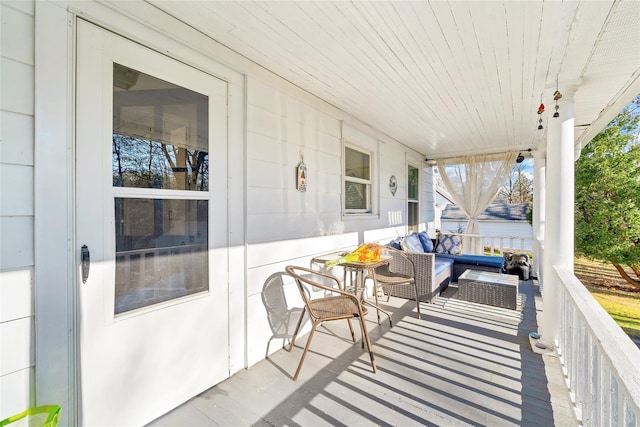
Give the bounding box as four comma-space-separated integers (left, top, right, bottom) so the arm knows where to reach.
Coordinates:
383, 231, 506, 302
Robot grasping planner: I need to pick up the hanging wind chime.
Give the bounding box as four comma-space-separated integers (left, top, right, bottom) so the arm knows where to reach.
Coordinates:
537, 94, 545, 130
553, 83, 562, 118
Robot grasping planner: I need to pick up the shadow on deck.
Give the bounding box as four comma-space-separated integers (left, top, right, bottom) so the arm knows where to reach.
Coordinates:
149, 280, 576, 426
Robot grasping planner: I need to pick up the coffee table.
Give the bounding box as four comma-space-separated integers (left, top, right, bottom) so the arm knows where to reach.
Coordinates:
457, 269, 519, 309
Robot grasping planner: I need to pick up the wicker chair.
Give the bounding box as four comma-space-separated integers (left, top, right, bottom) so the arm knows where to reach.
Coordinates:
261, 272, 306, 356
285, 265, 377, 381
369, 246, 421, 321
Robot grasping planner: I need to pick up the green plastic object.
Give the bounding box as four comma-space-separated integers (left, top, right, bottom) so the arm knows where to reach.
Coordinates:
0, 405, 61, 427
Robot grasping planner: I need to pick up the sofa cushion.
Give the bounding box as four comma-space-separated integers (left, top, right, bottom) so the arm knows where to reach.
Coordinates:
435, 253, 504, 269
417, 231, 434, 252
434, 257, 454, 276
435, 234, 463, 255
401, 233, 425, 252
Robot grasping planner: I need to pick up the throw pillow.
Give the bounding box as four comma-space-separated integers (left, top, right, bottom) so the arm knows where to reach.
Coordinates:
435, 234, 463, 255
401, 233, 424, 252
417, 231, 434, 252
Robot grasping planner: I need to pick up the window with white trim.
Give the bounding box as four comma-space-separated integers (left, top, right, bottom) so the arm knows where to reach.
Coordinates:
344, 145, 372, 213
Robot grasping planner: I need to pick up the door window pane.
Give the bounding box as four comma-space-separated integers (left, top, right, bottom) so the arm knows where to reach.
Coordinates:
114, 198, 208, 314
112, 64, 209, 191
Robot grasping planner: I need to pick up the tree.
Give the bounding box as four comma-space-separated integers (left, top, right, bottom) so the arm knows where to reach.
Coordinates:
112, 133, 208, 190
575, 96, 640, 288
498, 162, 533, 204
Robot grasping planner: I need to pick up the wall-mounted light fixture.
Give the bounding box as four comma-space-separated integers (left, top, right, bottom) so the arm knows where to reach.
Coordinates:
516, 148, 532, 163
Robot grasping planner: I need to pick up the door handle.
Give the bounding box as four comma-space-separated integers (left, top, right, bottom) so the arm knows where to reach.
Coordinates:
81, 244, 90, 284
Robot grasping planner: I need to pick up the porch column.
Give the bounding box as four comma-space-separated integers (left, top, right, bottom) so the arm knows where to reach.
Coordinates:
532, 150, 546, 284
542, 84, 579, 347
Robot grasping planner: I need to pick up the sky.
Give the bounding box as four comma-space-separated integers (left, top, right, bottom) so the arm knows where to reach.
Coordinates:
519, 158, 533, 181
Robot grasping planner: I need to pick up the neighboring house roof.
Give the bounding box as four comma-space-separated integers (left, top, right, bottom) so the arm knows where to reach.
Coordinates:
435, 186, 455, 205
442, 203, 530, 222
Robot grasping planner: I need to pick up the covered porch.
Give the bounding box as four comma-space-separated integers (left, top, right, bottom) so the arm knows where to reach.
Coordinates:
8, 0, 639, 425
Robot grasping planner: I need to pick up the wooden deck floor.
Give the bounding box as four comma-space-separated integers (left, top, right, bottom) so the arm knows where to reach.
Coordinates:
149, 280, 576, 426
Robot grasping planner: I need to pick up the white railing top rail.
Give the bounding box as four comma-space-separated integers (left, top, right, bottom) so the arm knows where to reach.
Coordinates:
438, 232, 531, 239
554, 265, 640, 408
438, 232, 533, 255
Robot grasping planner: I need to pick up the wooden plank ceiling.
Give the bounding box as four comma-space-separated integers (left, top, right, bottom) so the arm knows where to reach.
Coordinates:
149, 0, 640, 159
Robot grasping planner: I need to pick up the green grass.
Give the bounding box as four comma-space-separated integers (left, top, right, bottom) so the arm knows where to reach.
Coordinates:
475, 253, 640, 337
575, 256, 640, 338
584, 285, 640, 338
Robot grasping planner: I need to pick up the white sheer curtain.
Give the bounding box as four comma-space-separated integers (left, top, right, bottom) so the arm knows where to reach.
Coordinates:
436, 152, 518, 254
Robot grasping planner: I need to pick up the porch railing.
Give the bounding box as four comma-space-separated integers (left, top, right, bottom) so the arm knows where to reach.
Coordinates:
554, 265, 640, 426
448, 232, 640, 424
445, 233, 533, 256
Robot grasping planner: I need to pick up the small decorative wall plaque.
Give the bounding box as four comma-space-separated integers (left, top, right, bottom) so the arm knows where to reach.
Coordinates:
297, 160, 307, 192
389, 175, 397, 196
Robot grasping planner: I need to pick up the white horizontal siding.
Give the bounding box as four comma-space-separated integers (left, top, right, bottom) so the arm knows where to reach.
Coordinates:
1, 0, 34, 16
246, 78, 346, 244
0, 317, 35, 376
484, 221, 533, 240
0, 367, 35, 420
244, 73, 420, 367
1, 59, 34, 115
1, 3, 35, 65
0, 1, 36, 420
1, 164, 34, 216
0, 268, 33, 323
0, 217, 34, 269
0, 111, 35, 166
243, 76, 419, 366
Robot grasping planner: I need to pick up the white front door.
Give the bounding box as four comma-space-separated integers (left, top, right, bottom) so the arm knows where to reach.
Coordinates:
76, 20, 229, 426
